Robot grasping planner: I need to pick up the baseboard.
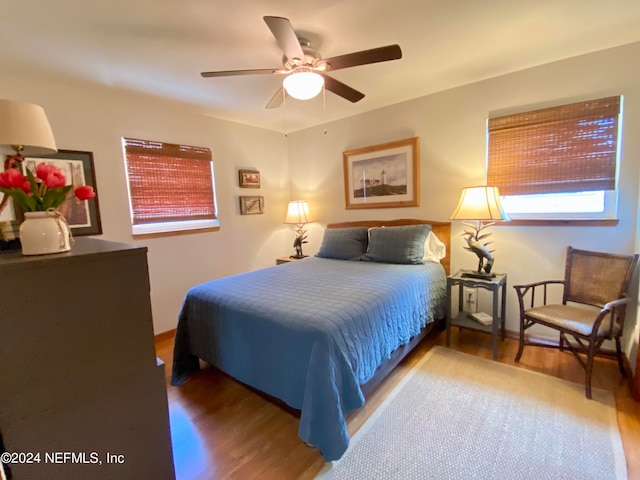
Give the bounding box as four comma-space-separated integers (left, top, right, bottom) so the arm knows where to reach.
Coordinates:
154, 328, 176, 343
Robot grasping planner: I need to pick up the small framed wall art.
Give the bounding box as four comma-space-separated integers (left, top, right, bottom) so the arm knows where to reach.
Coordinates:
239, 195, 264, 215
238, 169, 261, 188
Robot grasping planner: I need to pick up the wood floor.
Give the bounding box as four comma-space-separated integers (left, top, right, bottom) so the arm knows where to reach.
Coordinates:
156, 328, 640, 480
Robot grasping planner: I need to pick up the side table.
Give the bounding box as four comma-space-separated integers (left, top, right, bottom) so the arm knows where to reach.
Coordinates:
276, 256, 306, 265
446, 270, 507, 359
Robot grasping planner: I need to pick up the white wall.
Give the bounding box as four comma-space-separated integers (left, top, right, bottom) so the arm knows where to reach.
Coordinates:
287, 42, 640, 364
3, 41, 640, 366
0, 73, 290, 334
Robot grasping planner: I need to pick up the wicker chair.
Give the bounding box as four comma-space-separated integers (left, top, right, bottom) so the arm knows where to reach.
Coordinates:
514, 246, 638, 399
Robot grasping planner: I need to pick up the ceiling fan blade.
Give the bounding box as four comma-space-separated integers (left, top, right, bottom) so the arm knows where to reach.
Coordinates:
265, 87, 286, 109
263, 16, 306, 62
201, 68, 283, 78
322, 44, 402, 71
321, 74, 365, 103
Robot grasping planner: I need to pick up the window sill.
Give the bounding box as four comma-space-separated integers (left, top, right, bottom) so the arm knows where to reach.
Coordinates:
131, 217, 220, 237
493, 219, 619, 227
132, 225, 220, 239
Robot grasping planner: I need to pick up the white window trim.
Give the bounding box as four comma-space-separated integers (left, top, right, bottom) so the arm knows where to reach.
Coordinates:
132, 218, 220, 236
486, 97, 623, 221
123, 142, 219, 236
501, 190, 617, 221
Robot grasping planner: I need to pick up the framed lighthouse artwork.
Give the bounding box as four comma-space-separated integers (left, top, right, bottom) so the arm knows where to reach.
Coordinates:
342, 137, 419, 209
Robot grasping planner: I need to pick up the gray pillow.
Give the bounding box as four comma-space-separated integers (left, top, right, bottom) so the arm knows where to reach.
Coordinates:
315, 227, 369, 260
362, 224, 431, 264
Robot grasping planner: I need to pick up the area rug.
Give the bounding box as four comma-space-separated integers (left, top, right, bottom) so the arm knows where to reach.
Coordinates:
316, 346, 626, 480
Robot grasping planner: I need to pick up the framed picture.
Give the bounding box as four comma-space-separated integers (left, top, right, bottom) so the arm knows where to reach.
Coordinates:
239, 169, 261, 188
239, 195, 264, 215
0, 200, 21, 252
23, 149, 102, 236
343, 137, 419, 209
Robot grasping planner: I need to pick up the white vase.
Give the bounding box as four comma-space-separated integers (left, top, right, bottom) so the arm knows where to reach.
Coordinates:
19, 211, 71, 256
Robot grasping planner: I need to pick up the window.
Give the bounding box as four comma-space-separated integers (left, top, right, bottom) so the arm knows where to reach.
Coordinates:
122, 137, 219, 235
487, 96, 622, 221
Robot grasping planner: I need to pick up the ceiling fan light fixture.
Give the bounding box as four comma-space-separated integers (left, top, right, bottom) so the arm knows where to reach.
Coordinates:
201, 17, 403, 108
283, 70, 324, 100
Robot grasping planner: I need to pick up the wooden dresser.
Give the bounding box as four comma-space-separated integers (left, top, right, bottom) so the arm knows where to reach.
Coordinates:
0, 238, 175, 479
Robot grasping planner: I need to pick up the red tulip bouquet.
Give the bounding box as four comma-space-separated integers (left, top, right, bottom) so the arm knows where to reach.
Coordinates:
0, 163, 95, 212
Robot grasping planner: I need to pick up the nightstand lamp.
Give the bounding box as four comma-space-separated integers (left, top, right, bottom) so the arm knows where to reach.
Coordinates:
284, 200, 314, 259
450, 186, 509, 279
0, 99, 58, 218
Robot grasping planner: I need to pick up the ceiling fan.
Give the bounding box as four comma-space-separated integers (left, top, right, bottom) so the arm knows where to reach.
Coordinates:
201, 16, 403, 109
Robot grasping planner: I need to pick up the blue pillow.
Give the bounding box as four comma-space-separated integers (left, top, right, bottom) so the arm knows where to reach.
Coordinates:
315, 227, 369, 260
362, 224, 431, 264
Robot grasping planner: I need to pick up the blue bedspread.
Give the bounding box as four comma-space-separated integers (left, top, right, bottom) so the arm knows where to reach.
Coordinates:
172, 257, 446, 460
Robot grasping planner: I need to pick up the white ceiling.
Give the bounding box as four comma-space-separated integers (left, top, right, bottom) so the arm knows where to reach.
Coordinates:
3, 0, 640, 133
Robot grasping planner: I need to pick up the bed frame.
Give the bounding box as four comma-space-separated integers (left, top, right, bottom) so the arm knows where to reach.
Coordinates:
327, 219, 451, 397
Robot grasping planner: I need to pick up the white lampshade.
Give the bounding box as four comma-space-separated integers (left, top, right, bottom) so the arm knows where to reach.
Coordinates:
284, 200, 314, 225
283, 71, 324, 100
450, 186, 509, 221
0, 99, 57, 156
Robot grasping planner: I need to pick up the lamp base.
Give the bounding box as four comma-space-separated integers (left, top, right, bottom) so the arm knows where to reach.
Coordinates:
461, 270, 496, 280
290, 254, 308, 259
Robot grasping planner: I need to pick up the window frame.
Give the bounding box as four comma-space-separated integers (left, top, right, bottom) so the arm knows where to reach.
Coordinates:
122, 137, 220, 236
486, 96, 622, 223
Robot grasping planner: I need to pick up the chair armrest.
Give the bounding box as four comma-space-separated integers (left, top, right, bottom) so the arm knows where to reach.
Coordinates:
513, 280, 565, 313
591, 297, 630, 337
602, 297, 629, 312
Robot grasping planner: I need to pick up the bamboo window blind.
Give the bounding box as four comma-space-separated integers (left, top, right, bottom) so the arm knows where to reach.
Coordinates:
487, 96, 621, 196
123, 138, 216, 225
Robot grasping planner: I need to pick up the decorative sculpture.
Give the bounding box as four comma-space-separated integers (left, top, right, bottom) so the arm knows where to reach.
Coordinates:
291, 224, 308, 258
461, 222, 496, 278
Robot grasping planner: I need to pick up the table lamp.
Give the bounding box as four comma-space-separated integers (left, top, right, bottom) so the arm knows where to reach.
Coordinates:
284, 200, 314, 258
450, 186, 509, 279
0, 99, 57, 158
0, 99, 57, 219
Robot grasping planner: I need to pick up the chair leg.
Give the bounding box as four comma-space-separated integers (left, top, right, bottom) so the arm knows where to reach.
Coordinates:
615, 337, 627, 378
585, 340, 598, 400
559, 333, 564, 352
515, 316, 525, 363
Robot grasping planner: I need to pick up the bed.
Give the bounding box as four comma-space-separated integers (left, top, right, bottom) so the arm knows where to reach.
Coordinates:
171, 219, 450, 461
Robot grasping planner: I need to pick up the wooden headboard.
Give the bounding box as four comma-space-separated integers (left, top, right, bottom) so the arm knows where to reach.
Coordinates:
326, 219, 451, 275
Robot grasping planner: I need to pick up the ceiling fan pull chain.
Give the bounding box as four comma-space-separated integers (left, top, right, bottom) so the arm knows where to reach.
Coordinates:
283, 89, 288, 137
322, 85, 328, 135
323, 84, 326, 113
